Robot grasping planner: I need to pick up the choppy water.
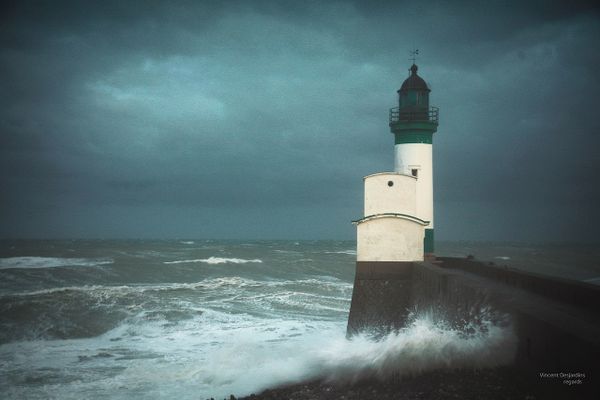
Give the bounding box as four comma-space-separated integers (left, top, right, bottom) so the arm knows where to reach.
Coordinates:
0, 240, 596, 399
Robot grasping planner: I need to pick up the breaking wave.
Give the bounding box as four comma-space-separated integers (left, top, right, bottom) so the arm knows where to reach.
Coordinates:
324, 250, 357, 255
0, 276, 353, 345
321, 315, 516, 382
164, 257, 263, 265
0, 257, 113, 270
0, 240, 528, 399
0, 280, 516, 399
156, 312, 517, 398
3, 276, 351, 298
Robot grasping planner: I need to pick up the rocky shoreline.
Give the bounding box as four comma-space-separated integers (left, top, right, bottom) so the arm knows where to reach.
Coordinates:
230, 367, 541, 400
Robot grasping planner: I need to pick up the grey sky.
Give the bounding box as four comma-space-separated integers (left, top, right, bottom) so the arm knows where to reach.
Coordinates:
1, 0, 599, 241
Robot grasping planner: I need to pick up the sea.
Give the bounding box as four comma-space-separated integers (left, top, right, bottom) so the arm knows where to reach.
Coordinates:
0, 239, 598, 399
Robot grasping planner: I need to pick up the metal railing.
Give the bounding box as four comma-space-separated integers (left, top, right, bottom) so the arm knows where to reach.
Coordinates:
389, 106, 439, 124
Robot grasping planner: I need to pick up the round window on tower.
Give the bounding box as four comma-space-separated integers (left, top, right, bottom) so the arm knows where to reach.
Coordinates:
387, 180, 394, 187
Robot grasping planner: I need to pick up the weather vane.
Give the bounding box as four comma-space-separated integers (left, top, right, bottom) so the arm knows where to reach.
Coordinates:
409, 48, 419, 64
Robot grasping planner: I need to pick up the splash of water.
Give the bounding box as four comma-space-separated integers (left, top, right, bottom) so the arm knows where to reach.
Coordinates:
191, 312, 516, 397
0, 306, 516, 400
320, 313, 517, 383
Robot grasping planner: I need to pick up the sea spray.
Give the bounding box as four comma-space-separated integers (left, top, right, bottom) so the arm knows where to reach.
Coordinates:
173, 310, 517, 397
319, 312, 517, 383
0, 308, 516, 399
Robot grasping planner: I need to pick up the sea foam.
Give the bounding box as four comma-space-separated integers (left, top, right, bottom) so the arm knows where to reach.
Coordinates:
324, 250, 357, 255
320, 315, 517, 383
145, 311, 517, 398
164, 257, 262, 265
0, 257, 113, 270
0, 289, 515, 400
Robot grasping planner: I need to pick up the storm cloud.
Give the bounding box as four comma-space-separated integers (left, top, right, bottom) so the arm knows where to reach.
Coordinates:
1, 0, 599, 241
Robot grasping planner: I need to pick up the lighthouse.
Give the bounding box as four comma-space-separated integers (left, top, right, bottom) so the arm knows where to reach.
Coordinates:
347, 60, 438, 335
352, 62, 438, 264
347, 61, 439, 334
390, 63, 438, 256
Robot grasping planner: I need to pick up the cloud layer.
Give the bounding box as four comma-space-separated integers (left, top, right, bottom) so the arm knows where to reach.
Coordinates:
1, 0, 599, 240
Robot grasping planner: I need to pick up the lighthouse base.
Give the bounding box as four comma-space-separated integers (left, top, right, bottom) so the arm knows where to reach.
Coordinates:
346, 261, 414, 337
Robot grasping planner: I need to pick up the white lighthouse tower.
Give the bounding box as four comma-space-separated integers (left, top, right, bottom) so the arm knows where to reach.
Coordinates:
390, 63, 438, 257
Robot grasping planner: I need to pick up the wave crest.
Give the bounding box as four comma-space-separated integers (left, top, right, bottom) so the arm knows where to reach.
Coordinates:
164, 257, 262, 265
321, 314, 516, 383
0, 257, 113, 270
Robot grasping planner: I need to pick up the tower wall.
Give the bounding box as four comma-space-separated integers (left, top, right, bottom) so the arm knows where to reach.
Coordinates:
364, 172, 417, 216
393, 143, 434, 230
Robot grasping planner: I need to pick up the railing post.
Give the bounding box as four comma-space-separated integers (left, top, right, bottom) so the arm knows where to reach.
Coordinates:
389, 106, 438, 124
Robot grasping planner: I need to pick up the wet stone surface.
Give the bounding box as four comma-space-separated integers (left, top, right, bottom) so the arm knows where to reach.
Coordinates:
236, 367, 541, 400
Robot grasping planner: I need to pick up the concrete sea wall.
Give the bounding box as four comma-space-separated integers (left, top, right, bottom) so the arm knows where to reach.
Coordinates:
346, 258, 600, 398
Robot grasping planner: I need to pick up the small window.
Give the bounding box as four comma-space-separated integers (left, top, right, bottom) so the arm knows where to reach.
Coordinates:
387, 180, 394, 187
411, 169, 418, 177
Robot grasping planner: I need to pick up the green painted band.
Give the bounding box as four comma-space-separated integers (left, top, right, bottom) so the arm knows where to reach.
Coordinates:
424, 229, 434, 253
390, 121, 438, 132
395, 132, 433, 144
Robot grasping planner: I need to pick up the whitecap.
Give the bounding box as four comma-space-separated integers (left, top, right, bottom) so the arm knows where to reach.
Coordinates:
0, 257, 113, 270
273, 249, 301, 254
4, 276, 351, 299
494, 256, 511, 260
324, 250, 357, 255
164, 257, 262, 265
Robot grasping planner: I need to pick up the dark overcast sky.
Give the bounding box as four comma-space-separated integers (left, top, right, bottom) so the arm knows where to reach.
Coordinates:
1, 0, 599, 241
